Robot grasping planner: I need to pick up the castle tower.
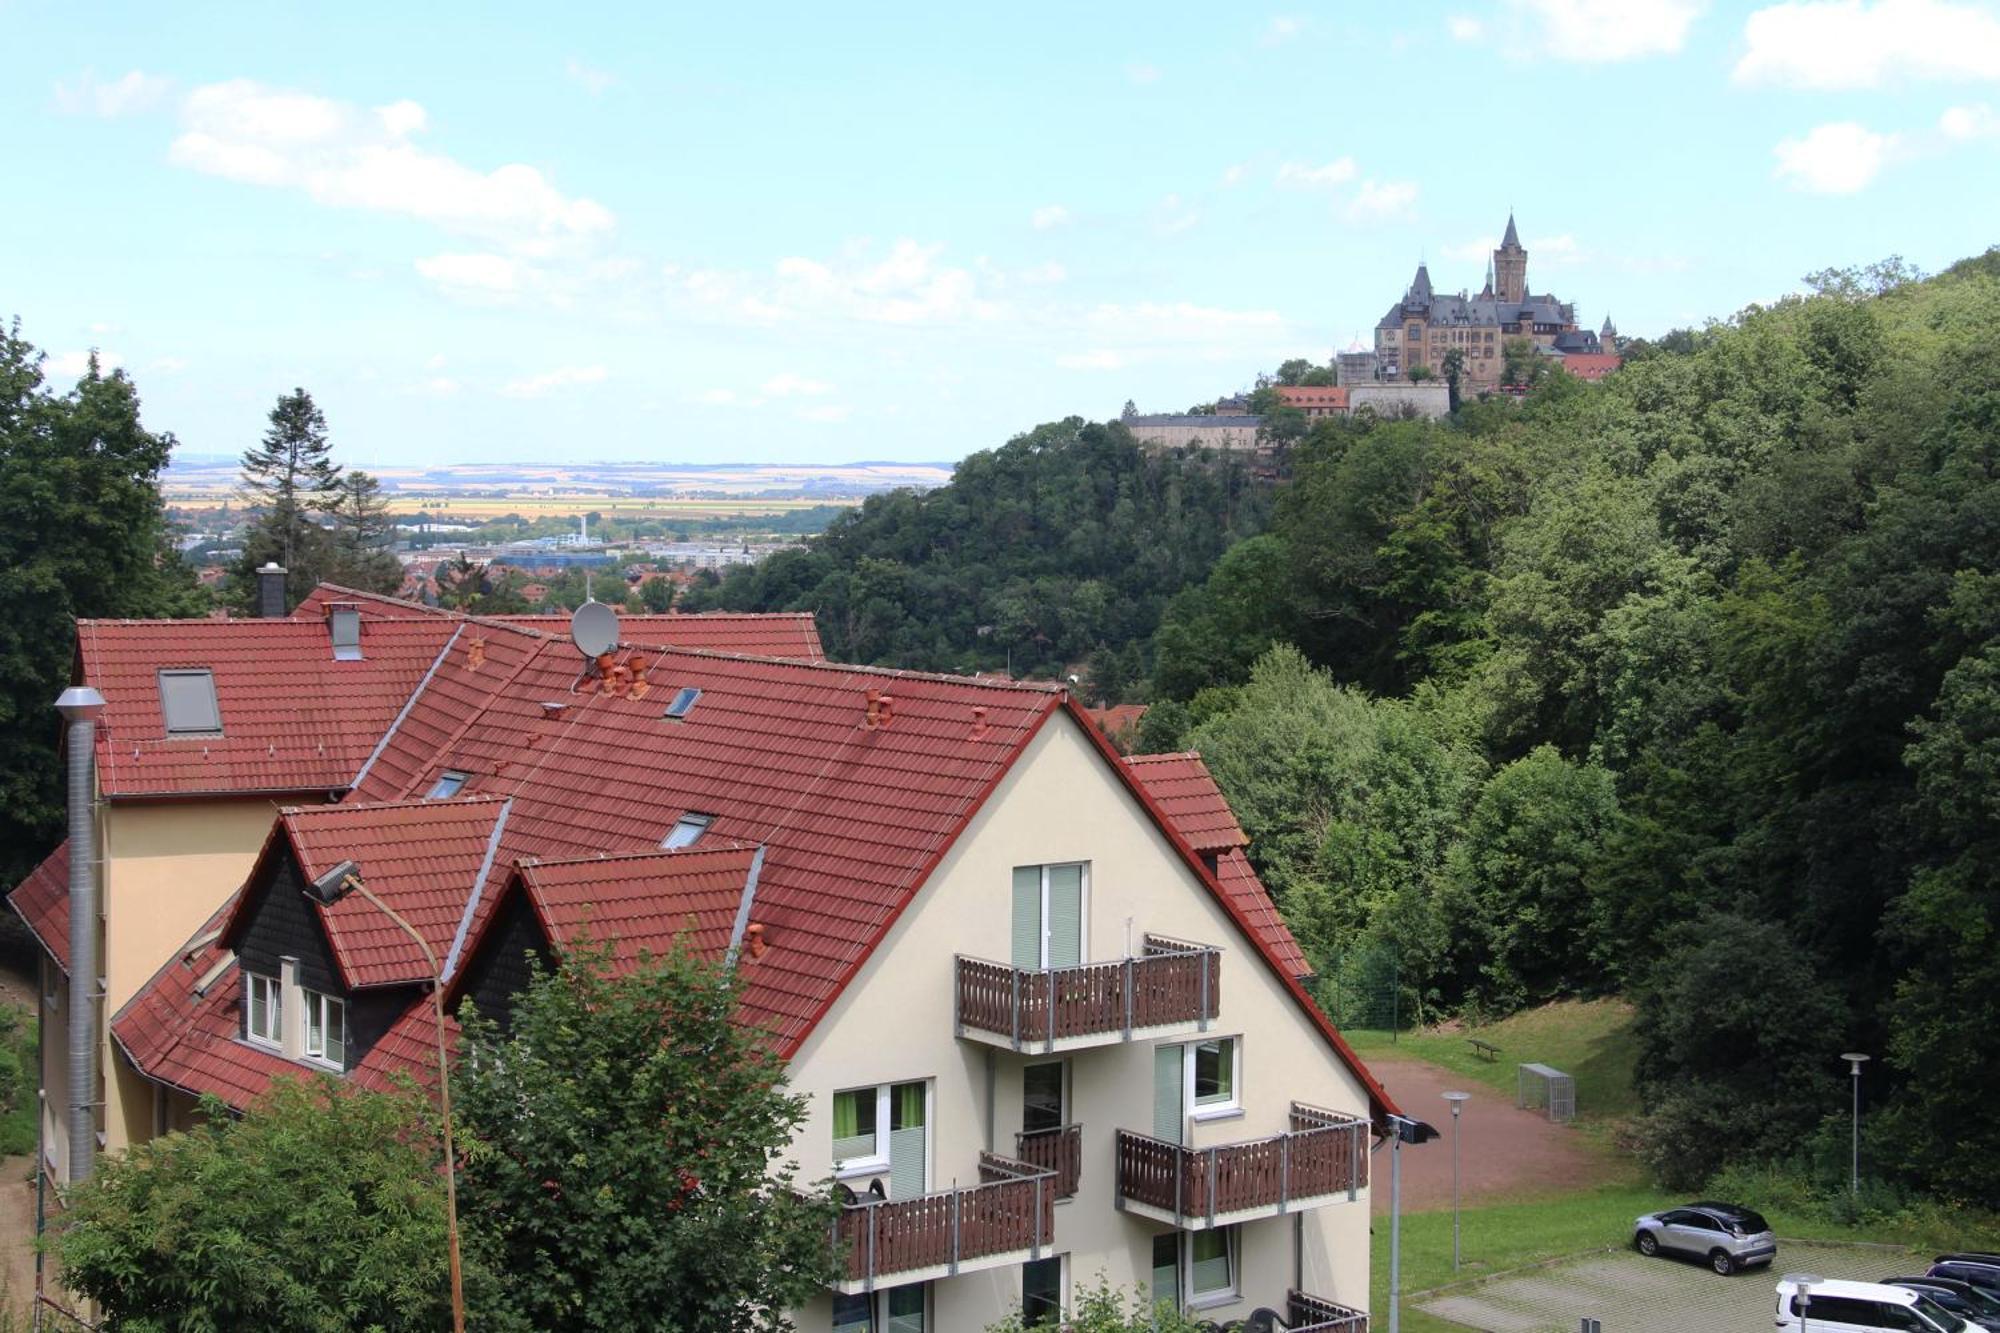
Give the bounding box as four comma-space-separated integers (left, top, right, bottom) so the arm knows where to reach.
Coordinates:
1600, 314, 1618, 352
1494, 212, 1527, 304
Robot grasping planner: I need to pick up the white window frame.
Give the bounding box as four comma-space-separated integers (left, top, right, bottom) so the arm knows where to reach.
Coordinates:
245, 972, 282, 1048
662, 811, 714, 850
426, 770, 470, 800
1020, 1253, 1066, 1327
831, 1080, 930, 1181
1183, 1225, 1241, 1309
302, 989, 347, 1069
1188, 1034, 1242, 1121
1017, 862, 1089, 970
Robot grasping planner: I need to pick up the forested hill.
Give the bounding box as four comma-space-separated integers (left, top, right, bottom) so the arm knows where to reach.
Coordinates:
681, 417, 1267, 679
1143, 249, 2000, 1204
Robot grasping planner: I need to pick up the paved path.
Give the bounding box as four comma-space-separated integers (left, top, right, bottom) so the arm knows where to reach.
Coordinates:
1416, 1240, 1923, 1332
1367, 1056, 1614, 1214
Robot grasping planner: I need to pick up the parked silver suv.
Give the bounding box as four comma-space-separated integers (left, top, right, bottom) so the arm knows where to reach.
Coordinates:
1633, 1200, 1777, 1275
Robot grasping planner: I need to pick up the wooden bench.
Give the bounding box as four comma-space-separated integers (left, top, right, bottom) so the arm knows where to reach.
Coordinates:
1467, 1038, 1501, 1062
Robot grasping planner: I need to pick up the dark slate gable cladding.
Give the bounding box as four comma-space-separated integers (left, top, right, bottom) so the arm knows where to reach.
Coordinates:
343, 987, 418, 1072
236, 855, 342, 997
452, 888, 550, 1037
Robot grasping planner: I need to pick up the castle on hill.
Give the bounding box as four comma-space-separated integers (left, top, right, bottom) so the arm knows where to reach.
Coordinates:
1342, 213, 1619, 390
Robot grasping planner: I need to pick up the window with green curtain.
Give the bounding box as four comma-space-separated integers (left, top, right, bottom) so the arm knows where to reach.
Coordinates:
1046, 864, 1082, 968
1193, 1038, 1234, 1106
1011, 866, 1042, 969
833, 1088, 878, 1162
1189, 1227, 1235, 1298
891, 1081, 925, 1130
1153, 1044, 1184, 1142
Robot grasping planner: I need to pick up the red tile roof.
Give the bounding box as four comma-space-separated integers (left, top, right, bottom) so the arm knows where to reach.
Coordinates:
1213, 847, 1312, 982
1276, 385, 1349, 411
1124, 753, 1249, 852
295, 585, 825, 659
257, 797, 511, 989
514, 845, 759, 967
1083, 704, 1147, 752
1559, 353, 1622, 381
9, 842, 69, 973
76, 616, 457, 798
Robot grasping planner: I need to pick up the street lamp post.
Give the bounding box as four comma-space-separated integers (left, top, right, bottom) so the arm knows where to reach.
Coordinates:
1840, 1053, 1870, 1196
1443, 1091, 1471, 1271
1791, 1273, 1823, 1333
314, 863, 466, 1333
1384, 1115, 1440, 1333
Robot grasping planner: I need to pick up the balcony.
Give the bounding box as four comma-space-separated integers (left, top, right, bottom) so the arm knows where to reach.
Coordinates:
1014, 1123, 1082, 1200
1287, 1290, 1369, 1332
831, 1153, 1056, 1294
1114, 1103, 1369, 1230
954, 934, 1222, 1052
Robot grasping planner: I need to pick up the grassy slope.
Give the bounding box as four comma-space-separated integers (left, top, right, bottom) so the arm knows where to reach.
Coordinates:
1344, 998, 1641, 1121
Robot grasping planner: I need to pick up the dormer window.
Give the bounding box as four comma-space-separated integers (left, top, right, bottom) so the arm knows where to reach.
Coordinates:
245, 972, 282, 1047
159, 668, 222, 734
427, 770, 470, 800
662, 812, 714, 849
303, 990, 346, 1067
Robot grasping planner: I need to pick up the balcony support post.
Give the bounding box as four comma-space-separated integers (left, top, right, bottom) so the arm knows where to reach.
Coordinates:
1045, 970, 1057, 1055
1206, 1147, 1219, 1229
953, 954, 963, 1039
1174, 1146, 1186, 1225
1199, 952, 1211, 1033
1010, 969, 1021, 1051
1280, 1130, 1291, 1215
867, 1201, 878, 1293
1122, 957, 1134, 1040
950, 1189, 961, 1276
1032, 1174, 1045, 1258
1347, 1123, 1360, 1202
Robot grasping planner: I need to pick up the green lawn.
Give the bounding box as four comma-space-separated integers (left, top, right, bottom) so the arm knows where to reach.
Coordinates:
1346, 998, 1641, 1121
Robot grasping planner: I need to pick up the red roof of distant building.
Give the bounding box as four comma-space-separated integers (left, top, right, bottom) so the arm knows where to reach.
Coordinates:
1560, 353, 1622, 381
1083, 704, 1147, 752
1276, 385, 1349, 411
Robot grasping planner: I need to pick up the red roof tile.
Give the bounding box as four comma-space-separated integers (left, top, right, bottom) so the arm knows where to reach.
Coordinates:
1559, 353, 1622, 381
1213, 847, 1312, 982
1124, 752, 1249, 852
516, 845, 759, 966
8, 841, 69, 972
77, 616, 456, 798
1276, 385, 1349, 410
274, 797, 511, 989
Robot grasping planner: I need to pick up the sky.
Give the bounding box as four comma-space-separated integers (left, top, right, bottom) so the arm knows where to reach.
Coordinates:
4, 0, 1998, 467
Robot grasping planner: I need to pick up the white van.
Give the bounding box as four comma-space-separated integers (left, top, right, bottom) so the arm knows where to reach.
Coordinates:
1774, 1275, 1976, 1331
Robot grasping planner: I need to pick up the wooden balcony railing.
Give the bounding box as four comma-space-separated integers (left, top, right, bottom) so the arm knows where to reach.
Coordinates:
1288, 1290, 1369, 1332
954, 934, 1221, 1051
832, 1153, 1055, 1291
1114, 1102, 1368, 1227
1014, 1123, 1082, 1199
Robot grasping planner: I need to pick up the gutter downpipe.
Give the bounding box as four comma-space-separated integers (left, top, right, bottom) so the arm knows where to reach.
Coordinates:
56, 686, 105, 1185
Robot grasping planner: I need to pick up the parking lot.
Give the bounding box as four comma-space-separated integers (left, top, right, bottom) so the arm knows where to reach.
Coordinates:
1415, 1240, 1925, 1332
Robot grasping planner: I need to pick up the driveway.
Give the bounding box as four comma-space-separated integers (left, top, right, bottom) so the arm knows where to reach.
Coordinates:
1415, 1240, 1924, 1332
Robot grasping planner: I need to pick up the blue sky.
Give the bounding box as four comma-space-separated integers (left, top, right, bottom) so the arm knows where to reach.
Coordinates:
5, 0, 1997, 466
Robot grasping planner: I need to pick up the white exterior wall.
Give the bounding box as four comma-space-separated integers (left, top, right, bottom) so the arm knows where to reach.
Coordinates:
785, 714, 1373, 1330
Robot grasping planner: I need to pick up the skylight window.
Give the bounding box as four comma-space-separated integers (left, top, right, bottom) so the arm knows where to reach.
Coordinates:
329, 607, 363, 661
427, 770, 470, 800
662, 812, 714, 849
663, 687, 701, 720
158, 669, 222, 734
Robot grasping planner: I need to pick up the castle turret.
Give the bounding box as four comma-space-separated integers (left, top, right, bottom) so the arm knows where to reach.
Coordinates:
1408, 262, 1434, 307
1600, 315, 1618, 352
1494, 212, 1527, 304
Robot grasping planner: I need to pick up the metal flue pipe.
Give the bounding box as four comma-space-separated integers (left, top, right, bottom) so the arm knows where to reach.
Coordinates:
56, 685, 105, 1183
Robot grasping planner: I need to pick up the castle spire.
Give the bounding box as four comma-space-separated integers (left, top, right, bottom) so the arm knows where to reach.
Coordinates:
1501, 211, 1521, 250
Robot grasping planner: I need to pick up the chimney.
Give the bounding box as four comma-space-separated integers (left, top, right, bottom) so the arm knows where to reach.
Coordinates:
256, 562, 288, 619
55, 685, 105, 1183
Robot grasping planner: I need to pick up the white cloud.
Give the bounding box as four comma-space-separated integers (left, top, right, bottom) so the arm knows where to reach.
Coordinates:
1261, 15, 1307, 45
1276, 157, 1358, 188
1345, 179, 1420, 222
153, 356, 189, 374
53, 69, 171, 118
564, 58, 616, 95
1220, 161, 1251, 187
691, 388, 738, 405
499, 365, 608, 398
1773, 121, 1897, 192
1032, 204, 1071, 230
1019, 261, 1068, 285
1059, 350, 1131, 371
45, 350, 122, 380
420, 377, 461, 396
415, 252, 522, 299
1508, 0, 1704, 61
1736, 0, 2000, 88
1448, 14, 1487, 40
170, 80, 615, 248
672, 239, 1002, 328
1941, 101, 2000, 138
1058, 301, 1294, 372
762, 372, 833, 397
1156, 194, 1200, 236
795, 404, 852, 423
426, 352, 448, 370
1127, 62, 1163, 85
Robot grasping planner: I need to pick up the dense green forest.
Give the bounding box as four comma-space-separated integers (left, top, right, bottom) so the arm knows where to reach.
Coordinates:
681, 417, 1268, 679
706, 252, 2000, 1207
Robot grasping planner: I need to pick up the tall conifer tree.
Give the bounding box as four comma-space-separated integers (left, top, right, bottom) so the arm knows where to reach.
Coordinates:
236, 387, 341, 605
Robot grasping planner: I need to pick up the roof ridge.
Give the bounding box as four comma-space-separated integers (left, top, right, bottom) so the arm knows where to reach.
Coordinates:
282, 794, 510, 817
1123, 750, 1202, 764
518, 840, 759, 870
628, 645, 1066, 692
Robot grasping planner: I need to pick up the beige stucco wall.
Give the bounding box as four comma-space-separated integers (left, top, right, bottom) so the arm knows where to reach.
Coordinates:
786, 713, 1374, 1329
1348, 383, 1451, 421
1126, 422, 1263, 452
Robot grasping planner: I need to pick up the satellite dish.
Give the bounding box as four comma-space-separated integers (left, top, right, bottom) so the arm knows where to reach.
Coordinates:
571, 600, 620, 657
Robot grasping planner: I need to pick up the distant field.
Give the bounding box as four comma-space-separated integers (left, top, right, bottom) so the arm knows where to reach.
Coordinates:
163, 491, 858, 521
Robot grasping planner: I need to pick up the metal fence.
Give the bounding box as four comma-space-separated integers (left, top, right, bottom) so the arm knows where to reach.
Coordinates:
1316, 945, 1404, 1035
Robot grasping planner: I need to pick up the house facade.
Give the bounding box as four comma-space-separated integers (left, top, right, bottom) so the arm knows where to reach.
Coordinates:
13, 581, 1390, 1331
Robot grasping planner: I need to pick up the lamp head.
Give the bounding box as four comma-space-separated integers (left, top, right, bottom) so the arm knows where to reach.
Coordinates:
1442, 1090, 1471, 1116
307, 859, 363, 906
55, 685, 106, 722
1840, 1052, 1871, 1073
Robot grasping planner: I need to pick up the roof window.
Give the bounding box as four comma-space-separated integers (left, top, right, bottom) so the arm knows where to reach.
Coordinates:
158, 669, 222, 734
663, 686, 701, 720
662, 812, 714, 850
329, 606, 363, 661
427, 770, 470, 800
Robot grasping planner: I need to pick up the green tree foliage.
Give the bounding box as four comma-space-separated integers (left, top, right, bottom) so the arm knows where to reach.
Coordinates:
684, 418, 1267, 675
234, 387, 341, 607
0, 321, 203, 885
985, 1279, 1206, 1332
327, 470, 404, 594
455, 941, 839, 1332
53, 1079, 470, 1332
